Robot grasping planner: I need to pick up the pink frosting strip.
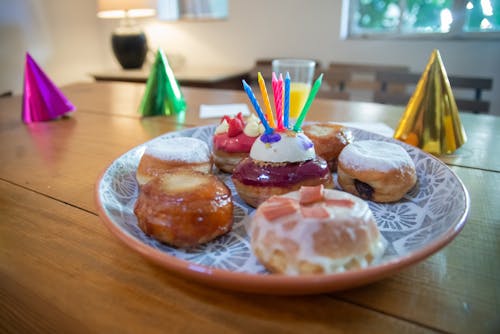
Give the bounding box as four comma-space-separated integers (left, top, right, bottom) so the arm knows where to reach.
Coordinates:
213, 133, 257, 153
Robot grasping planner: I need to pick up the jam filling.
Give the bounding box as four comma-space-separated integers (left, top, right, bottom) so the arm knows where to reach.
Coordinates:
354, 179, 374, 200
232, 157, 330, 187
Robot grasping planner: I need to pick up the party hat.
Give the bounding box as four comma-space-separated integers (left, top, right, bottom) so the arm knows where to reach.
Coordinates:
138, 49, 187, 117
394, 49, 466, 155
22, 53, 75, 123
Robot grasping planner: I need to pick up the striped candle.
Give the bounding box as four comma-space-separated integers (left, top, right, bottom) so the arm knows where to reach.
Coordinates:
272, 72, 285, 130
242, 80, 273, 133
257, 72, 276, 128
284, 72, 290, 129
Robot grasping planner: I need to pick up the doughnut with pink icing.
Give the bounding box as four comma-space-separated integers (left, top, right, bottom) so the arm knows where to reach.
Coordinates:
212, 113, 264, 173
249, 185, 385, 275
337, 140, 417, 202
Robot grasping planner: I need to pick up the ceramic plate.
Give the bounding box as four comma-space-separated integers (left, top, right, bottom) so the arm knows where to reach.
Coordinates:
95, 125, 469, 295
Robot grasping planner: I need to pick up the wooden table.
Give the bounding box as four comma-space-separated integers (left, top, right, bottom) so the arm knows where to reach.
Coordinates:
91, 66, 251, 90
1, 82, 498, 333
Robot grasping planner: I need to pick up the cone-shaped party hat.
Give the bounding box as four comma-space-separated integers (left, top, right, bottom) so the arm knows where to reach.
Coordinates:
394, 50, 466, 155
22, 53, 75, 123
138, 49, 187, 117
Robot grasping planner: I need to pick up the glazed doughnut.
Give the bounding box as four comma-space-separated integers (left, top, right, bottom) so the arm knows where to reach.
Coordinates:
249, 185, 385, 275
302, 122, 353, 171
337, 140, 417, 202
232, 131, 333, 208
136, 137, 212, 186
212, 113, 263, 173
134, 170, 233, 248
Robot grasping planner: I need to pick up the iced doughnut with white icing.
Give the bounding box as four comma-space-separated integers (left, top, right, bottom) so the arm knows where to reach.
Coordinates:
250, 185, 385, 275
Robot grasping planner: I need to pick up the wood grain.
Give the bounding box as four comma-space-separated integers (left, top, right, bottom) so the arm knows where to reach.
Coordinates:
0, 180, 436, 333
335, 167, 500, 334
0, 105, 187, 213
62, 82, 500, 171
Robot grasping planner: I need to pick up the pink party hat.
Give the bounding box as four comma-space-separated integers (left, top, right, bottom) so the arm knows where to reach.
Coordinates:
22, 53, 75, 123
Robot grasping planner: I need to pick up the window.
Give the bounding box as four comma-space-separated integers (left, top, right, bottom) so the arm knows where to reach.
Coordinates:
344, 0, 500, 39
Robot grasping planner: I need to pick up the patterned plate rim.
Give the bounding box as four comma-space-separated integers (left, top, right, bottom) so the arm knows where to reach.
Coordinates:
94, 125, 470, 295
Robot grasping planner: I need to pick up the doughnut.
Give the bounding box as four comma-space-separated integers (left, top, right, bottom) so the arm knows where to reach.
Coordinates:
134, 170, 233, 248
337, 140, 417, 202
136, 137, 212, 186
249, 185, 385, 275
232, 131, 333, 208
302, 122, 353, 171
212, 113, 263, 173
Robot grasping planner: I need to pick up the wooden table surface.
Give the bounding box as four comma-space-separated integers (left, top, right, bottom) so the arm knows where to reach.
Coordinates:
1, 82, 498, 333
91, 66, 251, 90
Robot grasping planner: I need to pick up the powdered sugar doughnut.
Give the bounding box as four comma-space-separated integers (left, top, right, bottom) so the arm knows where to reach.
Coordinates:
136, 137, 212, 186
249, 185, 385, 275
337, 140, 417, 202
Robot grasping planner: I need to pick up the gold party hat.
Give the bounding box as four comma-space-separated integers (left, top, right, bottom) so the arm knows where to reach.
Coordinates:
394, 49, 466, 155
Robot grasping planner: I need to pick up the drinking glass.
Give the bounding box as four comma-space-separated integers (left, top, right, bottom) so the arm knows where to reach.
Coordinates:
272, 59, 315, 123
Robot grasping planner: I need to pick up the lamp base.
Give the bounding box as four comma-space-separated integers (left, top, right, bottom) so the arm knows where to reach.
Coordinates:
111, 30, 148, 69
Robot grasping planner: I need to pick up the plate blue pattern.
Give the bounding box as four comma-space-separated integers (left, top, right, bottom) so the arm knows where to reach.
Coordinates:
96, 125, 469, 281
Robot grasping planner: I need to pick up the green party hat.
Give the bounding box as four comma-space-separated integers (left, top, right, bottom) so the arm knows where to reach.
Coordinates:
138, 49, 187, 117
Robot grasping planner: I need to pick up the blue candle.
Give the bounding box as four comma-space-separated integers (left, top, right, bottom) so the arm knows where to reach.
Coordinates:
242, 80, 273, 134
284, 72, 290, 128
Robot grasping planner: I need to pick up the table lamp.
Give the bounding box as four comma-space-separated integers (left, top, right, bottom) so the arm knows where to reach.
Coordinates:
97, 0, 156, 69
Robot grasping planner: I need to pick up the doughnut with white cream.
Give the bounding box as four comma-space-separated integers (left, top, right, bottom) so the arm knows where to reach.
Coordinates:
232, 130, 333, 208
212, 113, 264, 173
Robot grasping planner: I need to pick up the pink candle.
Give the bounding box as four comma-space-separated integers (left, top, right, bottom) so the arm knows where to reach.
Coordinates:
272, 72, 285, 130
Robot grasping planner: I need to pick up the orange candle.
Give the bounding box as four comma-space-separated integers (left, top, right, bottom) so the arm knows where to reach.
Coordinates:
257, 72, 276, 128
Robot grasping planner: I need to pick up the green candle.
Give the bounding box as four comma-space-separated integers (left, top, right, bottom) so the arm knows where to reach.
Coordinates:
293, 73, 323, 132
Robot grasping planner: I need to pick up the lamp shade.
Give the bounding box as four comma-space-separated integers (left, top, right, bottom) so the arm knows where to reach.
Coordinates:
97, 0, 157, 18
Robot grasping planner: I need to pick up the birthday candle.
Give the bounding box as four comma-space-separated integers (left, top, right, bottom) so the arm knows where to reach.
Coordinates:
272, 73, 285, 130
257, 72, 276, 128
293, 73, 324, 132
277, 74, 284, 130
242, 80, 273, 133
284, 72, 290, 128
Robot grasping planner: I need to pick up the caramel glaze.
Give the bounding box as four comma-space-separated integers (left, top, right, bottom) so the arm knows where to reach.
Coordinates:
232, 157, 331, 187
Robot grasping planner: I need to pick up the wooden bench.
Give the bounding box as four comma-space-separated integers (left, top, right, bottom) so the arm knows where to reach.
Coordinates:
374, 71, 493, 113
325, 62, 409, 101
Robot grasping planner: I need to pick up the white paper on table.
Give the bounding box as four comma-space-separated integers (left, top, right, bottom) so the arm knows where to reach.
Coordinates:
199, 104, 250, 119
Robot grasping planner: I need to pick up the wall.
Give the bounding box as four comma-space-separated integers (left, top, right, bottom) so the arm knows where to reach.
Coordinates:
0, 0, 113, 95
1, 0, 499, 115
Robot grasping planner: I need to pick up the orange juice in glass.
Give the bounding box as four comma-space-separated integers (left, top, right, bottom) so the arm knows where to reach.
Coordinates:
272, 59, 315, 124
289, 82, 311, 118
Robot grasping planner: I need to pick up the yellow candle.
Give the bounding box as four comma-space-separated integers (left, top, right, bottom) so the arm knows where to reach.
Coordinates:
257, 72, 275, 128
